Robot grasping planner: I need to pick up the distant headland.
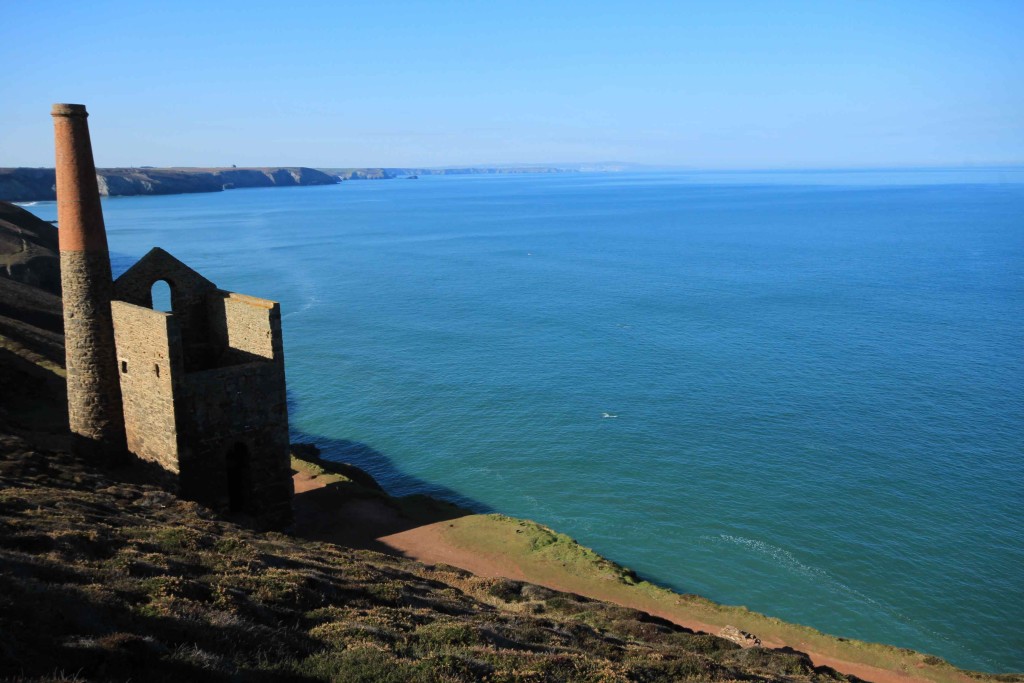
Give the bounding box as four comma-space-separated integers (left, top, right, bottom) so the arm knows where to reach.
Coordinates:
0, 165, 584, 202
0, 166, 338, 202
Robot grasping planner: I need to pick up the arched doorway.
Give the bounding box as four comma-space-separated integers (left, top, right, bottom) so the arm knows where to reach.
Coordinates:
151, 279, 173, 312
226, 442, 253, 513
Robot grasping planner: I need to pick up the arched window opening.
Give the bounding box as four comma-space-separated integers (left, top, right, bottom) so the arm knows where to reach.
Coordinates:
151, 279, 172, 312
226, 442, 253, 513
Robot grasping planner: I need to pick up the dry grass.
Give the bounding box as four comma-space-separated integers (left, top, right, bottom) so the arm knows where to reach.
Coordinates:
0, 435, 867, 682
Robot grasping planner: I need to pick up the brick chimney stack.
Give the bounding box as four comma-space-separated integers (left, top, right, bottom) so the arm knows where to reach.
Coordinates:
52, 103, 126, 461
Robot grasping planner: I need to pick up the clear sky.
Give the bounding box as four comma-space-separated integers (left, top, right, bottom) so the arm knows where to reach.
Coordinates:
2, 0, 1022, 169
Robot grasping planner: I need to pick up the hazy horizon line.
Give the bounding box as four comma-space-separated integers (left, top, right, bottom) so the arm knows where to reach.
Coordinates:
4, 161, 1024, 173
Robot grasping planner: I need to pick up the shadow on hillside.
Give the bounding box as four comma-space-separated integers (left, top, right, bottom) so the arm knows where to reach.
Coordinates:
288, 430, 495, 558
286, 392, 494, 559
284, 389, 491, 508
0, 346, 68, 438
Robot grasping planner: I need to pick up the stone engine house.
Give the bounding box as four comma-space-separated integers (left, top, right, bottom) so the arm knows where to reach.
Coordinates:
110, 249, 293, 527
51, 102, 293, 529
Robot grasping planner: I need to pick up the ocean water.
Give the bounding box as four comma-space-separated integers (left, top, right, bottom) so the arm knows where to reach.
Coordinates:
28, 169, 1024, 671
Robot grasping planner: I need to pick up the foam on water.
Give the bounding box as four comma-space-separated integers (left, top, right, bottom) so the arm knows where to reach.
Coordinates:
706, 533, 968, 665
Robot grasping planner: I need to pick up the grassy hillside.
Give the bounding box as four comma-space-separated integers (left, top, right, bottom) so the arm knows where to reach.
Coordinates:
0, 431, 867, 682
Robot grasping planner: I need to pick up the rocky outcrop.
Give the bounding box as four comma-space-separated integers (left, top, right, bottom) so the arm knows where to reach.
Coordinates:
0, 201, 60, 294
0, 167, 337, 202
720, 625, 762, 648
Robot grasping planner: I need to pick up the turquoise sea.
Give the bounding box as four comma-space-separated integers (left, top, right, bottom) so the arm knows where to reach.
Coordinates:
27, 168, 1024, 671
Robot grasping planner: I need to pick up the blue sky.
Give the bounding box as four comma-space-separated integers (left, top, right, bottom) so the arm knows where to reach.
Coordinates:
2, 1, 1022, 168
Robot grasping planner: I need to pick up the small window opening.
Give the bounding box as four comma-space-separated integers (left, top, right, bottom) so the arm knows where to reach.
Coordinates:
121, 360, 128, 374
151, 279, 172, 312
154, 363, 160, 377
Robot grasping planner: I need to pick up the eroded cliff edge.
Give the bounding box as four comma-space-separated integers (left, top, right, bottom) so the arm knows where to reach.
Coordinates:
0, 166, 337, 202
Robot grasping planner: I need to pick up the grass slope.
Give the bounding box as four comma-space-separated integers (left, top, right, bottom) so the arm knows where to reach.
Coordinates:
437, 515, 1022, 683
1, 436, 863, 682
289, 451, 1021, 683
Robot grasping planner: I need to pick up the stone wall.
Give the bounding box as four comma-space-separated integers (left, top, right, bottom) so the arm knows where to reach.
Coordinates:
111, 301, 183, 473
113, 248, 218, 371
208, 291, 282, 362
181, 360, 292, 528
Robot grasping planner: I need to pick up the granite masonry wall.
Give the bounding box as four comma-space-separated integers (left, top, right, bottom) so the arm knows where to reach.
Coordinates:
209, 291, 282, 362
113, 248, 218, 370
110, 301, 183, 474
181, 360, 292, 527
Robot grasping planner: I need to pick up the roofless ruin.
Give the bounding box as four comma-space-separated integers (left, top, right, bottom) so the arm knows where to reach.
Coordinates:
53, 103, 293, 528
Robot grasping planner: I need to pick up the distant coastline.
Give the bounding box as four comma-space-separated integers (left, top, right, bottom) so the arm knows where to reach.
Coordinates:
0, 165, 585, 202
323, 166, 575, 180
0, 166, 337, 202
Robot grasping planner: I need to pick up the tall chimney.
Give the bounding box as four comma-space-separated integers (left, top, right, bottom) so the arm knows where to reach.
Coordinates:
52, 103, 126, 461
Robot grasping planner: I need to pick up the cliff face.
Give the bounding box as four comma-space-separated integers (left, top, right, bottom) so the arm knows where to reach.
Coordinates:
318, 168, 394, 180
96, 167, 338, 196
0, 167, 337, 202
0, 168, 56, 202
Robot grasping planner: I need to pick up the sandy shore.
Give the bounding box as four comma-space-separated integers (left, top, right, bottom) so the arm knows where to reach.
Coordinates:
292, 464, 970, 683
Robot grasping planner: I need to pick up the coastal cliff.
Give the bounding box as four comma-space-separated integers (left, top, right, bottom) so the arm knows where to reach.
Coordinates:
0, 165, 574, 201
0, 166, 337, 202
318, 166, 572, 181
0, 200, 856, 682
1, 201, 1019, 682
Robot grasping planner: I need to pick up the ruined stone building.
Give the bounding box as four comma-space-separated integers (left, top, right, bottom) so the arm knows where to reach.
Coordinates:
52, 103, 293, 528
